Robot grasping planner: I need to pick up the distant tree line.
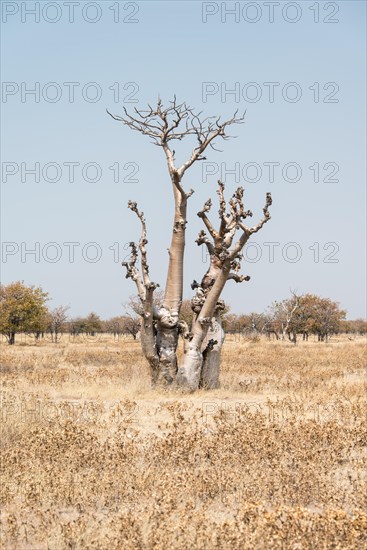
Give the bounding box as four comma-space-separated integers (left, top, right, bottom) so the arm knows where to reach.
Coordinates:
0, 281, 365, 345
223, 293, 365, 343
0, 282, 140, 345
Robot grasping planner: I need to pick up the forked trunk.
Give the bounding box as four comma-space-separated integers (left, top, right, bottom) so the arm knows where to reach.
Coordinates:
115, 100, 269, 391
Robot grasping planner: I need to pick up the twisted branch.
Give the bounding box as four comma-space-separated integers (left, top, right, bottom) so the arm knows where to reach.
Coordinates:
122, 201, 159, 307
195, 180, 272, 287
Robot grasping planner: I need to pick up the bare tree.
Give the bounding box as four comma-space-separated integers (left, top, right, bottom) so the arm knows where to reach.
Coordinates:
122, 315, 141, 340
110, 98, 271, 389
269, 291, 300, 343
240, 312, 270, 340
106, 316, 125, 339
48, 305, 69, 343
125, 290, 164, 318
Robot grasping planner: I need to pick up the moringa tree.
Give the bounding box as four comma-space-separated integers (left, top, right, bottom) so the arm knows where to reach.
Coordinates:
109, 98, 272, 391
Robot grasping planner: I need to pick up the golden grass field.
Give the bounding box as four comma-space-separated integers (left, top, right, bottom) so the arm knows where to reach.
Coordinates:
1, 333, 366, 549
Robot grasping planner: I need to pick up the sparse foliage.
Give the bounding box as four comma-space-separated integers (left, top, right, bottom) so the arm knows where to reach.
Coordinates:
48, 305, 69, 343
111, 98, 271, 389
105, 316, 125, 338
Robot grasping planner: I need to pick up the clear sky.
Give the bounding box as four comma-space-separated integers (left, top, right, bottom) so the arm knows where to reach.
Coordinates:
1, 0, 366, 319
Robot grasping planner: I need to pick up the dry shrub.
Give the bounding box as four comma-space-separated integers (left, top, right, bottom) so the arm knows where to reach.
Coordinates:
0, 336, 366, 548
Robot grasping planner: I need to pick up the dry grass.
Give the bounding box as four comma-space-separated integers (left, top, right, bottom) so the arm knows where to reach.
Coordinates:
1, 334, 366, 549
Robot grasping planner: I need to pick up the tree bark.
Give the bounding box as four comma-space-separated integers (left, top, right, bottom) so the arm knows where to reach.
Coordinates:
177, 265, 230, 390
139, 293, 160, 385
162, 189, 187, 313
200, 312, 225, 389
154, 187, 187, 385
156, 323, 178, 384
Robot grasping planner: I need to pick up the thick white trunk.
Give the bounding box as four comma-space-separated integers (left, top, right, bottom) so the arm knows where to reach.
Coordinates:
148, 175, 187, 385
163, 186, 187, 313
177, 265, 230, 390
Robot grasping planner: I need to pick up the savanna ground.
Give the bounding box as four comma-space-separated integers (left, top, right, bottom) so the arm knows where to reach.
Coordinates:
0, 333, 366, 549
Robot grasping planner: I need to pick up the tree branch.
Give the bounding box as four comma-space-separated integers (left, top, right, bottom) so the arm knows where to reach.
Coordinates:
108, 98, 245, 189
121, 242, 145, 302
195, 181, 272, 303
177, 110, 245, 178
229, 192, 272, 260
196, 229, 215, 256
228, 273, 251, 283
122, 200, 160, 306
197, 199, 218, 240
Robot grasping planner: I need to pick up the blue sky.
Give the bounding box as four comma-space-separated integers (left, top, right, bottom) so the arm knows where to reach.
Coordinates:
1, 0, 366, 318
